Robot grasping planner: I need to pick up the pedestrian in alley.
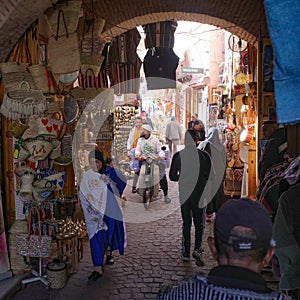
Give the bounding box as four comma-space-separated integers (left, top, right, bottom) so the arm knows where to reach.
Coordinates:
158, 198, 291, 300
79, 149, 127, 281
169, 129, 212, 266
165, 116, 183, 156
141, 110, 154, 129
127, 116, 143, 193
198, 127, 226, 221
187, 113, 198, 129
193, 120, 206, 144
135, 124, 171, 203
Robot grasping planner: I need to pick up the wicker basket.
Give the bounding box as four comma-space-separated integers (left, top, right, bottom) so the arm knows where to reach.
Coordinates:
46, 261, 67, 289
29, 64, 55, 94
11, 119, 29, 138
0, 62, 37, 92
1, 81, 46, 120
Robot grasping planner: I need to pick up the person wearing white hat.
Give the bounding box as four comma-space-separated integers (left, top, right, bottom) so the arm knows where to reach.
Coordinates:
135, 124, 171, 203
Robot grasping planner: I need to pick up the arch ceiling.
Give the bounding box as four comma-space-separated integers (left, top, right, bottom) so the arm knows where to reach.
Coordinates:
0, 0, 268, 62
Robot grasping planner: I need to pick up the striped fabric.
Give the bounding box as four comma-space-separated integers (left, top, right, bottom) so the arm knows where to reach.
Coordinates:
108, 28, 141, 64
143, 21, 178, 49
158, 276, 290, 300
107, 61, 142, 95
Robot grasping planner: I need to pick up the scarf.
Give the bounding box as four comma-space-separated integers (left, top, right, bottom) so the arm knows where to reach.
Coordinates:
79, 169, 108, 239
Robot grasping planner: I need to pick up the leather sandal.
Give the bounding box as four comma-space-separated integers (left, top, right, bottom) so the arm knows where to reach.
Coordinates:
88, 270, 103, 281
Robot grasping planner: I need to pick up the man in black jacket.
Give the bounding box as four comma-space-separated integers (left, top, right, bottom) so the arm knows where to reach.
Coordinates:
169, 130, 211, 266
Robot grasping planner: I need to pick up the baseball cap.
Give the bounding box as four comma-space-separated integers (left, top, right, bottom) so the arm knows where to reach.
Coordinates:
142, 124, 152, 132
214, 198, 274, 251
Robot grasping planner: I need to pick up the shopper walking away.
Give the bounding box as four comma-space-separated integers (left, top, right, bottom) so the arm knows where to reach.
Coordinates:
169, 130, 212, 266
198, 127, 226, 219
165, 116, 183, 156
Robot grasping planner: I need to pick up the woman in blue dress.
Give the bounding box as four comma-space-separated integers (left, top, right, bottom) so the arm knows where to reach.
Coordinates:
79, 149, 127, 281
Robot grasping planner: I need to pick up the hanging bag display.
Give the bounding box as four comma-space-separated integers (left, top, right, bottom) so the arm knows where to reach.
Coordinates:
16, 206, 52, 257
24, 137, 54, 161
44, 171, 66, 191
32, 179, 56, 202
0, 61, 36, 92
13, 139, 30, 162
48, 9, 80, 75
10, 119, 29, 138
36, 116, 66, 138
0, 81, 46, 120
71, 70, 107, 111
78, 16, 106, 77
28, 64, 57, 94
44, 0, 81, 35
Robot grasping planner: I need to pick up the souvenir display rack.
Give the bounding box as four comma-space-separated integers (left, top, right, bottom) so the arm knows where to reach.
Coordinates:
113, 105, 139, 178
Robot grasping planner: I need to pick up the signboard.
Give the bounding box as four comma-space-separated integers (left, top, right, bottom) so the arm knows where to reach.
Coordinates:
181, 67, 204, 74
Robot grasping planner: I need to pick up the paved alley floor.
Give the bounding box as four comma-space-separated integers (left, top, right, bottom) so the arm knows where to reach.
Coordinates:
8, 180, 278, 300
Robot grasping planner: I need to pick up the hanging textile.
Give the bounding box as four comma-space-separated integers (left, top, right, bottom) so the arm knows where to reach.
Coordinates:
264, 0, 300, 124
107, 28, 142, 94
78, 43, 110, 88
107, 61, 142, 95
143, 21, 178, 49
143, 48, 179, 90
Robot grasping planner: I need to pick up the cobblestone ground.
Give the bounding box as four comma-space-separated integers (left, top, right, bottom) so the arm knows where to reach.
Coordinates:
9, 180, 278, 300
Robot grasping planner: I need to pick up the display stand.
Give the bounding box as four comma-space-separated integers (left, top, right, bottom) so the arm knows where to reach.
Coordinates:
21, 257, 48, 287
56, 234, 78, 273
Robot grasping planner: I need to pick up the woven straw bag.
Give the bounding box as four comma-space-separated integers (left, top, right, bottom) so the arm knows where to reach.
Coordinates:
78, 17, 106, 76
0, 62, 36, 92
48, 10, 80, 75
54, 134, 73, 166
15, 164, 35, 177
46, 261, 67, 289
13, 140, 30, 162
0, 81, 46, 121
49, 139, 61, 160
44, 172, 65, 191
44, 0, 81, 35
16, 207, 52, 257
28, 64, 56, 94
32, 179, 55, 202
36, 116, 66, 138
45, 95, 64, 115
9, 220, 28, 234
21, 115, 39, 140
19, 173, 35, 199
24, 137, 53, 161
11, 119, 29, 138
71, 84, 106, 111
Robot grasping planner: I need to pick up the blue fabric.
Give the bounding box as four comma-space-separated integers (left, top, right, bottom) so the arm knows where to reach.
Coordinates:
90, 230, 108, 266
103, 166, 126, 255
264, 0, 300, 124
130, 159, 140, 172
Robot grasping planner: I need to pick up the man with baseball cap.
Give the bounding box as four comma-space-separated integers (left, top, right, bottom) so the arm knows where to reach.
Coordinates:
135, 124, 170, 203
158, 198, 290, 299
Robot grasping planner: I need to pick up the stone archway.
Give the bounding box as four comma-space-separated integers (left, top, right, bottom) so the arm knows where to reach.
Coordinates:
0, 0, 268, 62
